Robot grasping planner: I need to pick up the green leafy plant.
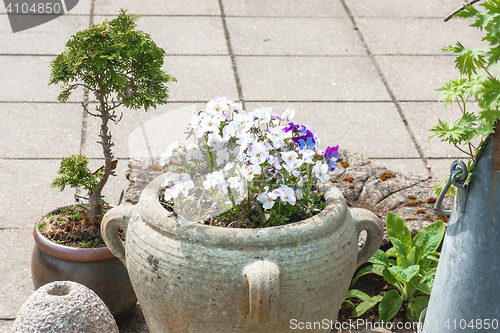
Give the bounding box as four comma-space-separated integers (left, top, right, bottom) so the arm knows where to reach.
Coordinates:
49, 9, 175, 227
430, 0, 500, 196
344, 213, 445, 323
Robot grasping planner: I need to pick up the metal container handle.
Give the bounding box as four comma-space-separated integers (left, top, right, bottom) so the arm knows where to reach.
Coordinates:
436, 160, 468, 216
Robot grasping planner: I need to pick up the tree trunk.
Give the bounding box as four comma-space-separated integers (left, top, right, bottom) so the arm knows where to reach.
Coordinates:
87, 96, 114, 226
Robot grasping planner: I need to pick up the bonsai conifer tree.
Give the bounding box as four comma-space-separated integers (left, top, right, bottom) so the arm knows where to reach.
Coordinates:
49, 9, 176, 227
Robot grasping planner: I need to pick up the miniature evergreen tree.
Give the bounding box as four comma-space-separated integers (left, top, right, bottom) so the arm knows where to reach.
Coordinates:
49, 9, 176, 226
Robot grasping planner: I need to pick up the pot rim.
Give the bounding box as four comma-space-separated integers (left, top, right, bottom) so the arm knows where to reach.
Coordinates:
34, 205, 115, 262
136, 174, 349, 246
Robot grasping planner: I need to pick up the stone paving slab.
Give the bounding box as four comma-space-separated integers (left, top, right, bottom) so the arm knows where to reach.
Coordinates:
226, 17, 365, 56
84, 103, 206, 159
375, 55, 457, 101
0, 229, 34, 319
0, 56, 84, 102
345, 0, 460, 18
0, 320, 14, 332
400, 101, 480, 159
0, 103, 82, 159
371, 158, 429, 178
222, 0, 348, 18
93, 0, 221, 16
237, 56, 391, 101
427, 158, 468, 182
162, 56, 238, 101
245, 102, 420, 158
0, 15, 90, 55
0, 160, 74, 229
93, 16, 228, 55
357, 18, 485, 55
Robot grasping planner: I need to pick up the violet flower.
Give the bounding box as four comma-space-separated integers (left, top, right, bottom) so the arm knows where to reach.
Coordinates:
324, 145, 339, 171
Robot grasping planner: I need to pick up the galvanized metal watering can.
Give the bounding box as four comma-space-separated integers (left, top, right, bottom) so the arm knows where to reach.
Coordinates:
422, 132, 500, 332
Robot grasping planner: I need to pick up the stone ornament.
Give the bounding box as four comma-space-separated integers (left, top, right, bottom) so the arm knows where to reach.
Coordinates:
13, 281, 118, 333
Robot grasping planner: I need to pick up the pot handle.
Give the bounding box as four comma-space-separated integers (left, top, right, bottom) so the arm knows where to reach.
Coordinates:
101, 205, 136, 264
243, 260, 280, 323
350, 208, 384, 268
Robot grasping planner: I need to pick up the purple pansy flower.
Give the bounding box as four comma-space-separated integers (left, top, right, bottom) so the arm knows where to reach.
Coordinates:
283, 122, 300, 133
324, 145, 339, 171
292, 130, 316, 150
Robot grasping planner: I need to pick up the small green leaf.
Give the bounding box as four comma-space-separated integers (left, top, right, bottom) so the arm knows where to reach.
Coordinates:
350, 295, 383, 318
383, 267, 398, 285
389, 265, 420, 283
389, 237, 407, 264
345, 289, 373, 303
481, 78, 500, 109
379, 290, 403, 323
386, 213, 412, 254
479, 108, 500, 126
407, 247, 417, 266
407, 296, 429, 323
455, 4, 480, 20
352, 264, 385, 285
368, 249, 389, 267
411, 279, 434, 295
386, 247, 398, 258
414, 220, 445, 262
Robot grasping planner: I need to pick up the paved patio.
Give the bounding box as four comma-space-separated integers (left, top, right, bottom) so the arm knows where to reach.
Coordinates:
0, 0, 480, 331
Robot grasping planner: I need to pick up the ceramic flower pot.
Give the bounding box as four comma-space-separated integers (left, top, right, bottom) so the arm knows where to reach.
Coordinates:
31, 207, 137, 320
101, 174, 384, 333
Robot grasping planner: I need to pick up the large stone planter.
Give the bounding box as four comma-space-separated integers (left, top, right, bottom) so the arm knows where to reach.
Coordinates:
101, 174, 384, 333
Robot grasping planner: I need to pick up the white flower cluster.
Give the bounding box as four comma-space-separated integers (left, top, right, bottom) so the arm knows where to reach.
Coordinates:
159, 97, 338, 223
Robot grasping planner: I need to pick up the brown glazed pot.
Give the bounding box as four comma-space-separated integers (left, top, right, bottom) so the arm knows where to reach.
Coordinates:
31, 207, 137, 320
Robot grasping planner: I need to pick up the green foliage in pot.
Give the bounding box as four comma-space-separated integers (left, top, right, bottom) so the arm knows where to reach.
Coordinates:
430, 0, 500, 196
48, 9, 175, 228
343, 213, 445, 323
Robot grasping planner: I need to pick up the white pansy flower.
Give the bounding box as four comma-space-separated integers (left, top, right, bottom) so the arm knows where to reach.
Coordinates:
164, 188, 176, 200
216, 148, 230, 166
281, 108, 295, 122
258, 187, 277, 210
267, 155, 282, 170
266, 125, 285, 148
300, 149, 316, 164
281, 151, 298, 168
207, 132, 225, 150
275, 185, 296, 205
160, 140, 180, 166
186, 143, 201, 160
240, 163, 262, 181
254, 107, 272, 124
313, 161, 330, 183
233, 113, 253, 128
200, 114, 221, 133
247, 142, 269, 164
206, 99, 229, 117
222, 121, 238, 141
173, 179, 195, 198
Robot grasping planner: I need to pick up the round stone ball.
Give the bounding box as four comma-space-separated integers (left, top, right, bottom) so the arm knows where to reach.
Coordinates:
13, 281, 119, 333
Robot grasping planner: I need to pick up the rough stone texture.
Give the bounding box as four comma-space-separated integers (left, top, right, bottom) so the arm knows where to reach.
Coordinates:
330, 150, 452, 245
13, 281, 119, 333
124, 150, 453, 246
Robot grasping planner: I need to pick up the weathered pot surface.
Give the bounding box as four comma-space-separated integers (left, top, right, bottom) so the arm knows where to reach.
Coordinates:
102, 175, 384, 332
32, 207, 137, 320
